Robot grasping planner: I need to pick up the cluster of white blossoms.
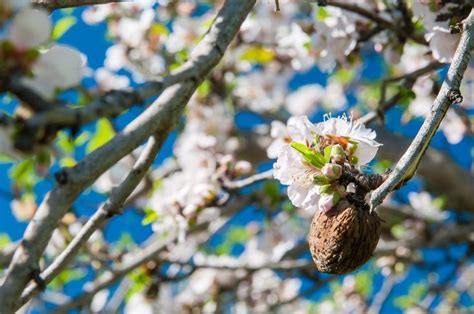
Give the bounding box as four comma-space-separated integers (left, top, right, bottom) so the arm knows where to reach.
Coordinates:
271, 115, 381, 213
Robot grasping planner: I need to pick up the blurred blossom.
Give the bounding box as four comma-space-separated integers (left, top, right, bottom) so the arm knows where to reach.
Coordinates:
95, 67, 130, 91
284, 84, 324, 116
427, 27, 460, 63
322, 80, 348, 110
91, 289, 109, 313
234, 68, 289, 113
399, 44, 430, 74
409, 77, 466, 144
311, 7, 358, 72
21, 45, 85, 99
408, 191, 447, 222
267, 120, 292, 159
276, 23, 313, 71
8, 8, 51, 49
125, 293, 155, 314
117, 8, 155, 48
11, 197, 36, 221
165, 15, 209, 53
440, 109, 466, 144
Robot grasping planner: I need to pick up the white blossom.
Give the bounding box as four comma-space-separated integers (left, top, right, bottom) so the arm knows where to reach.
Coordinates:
284, 84, 324, 116
273, 115, 381, 211
21, 45, 85, 99
9, 8, 51, 49
95, 68, 130, 91
427, 27, 460, 63
408, 191, 447, 222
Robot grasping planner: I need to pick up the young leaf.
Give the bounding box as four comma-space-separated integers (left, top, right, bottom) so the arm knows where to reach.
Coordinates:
86, 119, 116, 153
52, 16, 77, 40
291, 142, 325, 168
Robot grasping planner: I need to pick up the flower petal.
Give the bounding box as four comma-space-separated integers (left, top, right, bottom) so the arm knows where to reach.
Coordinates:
9, 8, 51, 49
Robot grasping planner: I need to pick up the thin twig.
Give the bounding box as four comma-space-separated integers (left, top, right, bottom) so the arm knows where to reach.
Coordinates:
223, 169, 274, 190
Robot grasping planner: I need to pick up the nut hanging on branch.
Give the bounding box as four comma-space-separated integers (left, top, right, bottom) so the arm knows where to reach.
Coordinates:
308, 200, 381, 275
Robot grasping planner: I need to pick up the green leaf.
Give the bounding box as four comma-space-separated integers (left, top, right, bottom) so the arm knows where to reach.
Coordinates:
319, 184, 333, 195
324, 146, 332, 163
291, 142, 325, 168
433, 195, 447, 209
150, 23, 169, 35
333, 68, 355, 85
74, 131, 90, 146
0, 153, 14, 164
60, 156, 77, 167
52, 16, 77, 40
354, 271, 373, 296
197, 80, 211, 97
86, 119, 116, 153
316, 7, 329, 21
398, 86, 416, 107
126, 269, 151, 301
10, 159, 36, 190
391, 224, 405, 239
57, 131, 74, 154
142, 206, 158, 225
373, 159, 392, 174
263, 181, 280, 206
228, 227, 251, 242
282, 200, 294, 213
50, 268, 86, 290
240, 47, 275, 64
394, 296, 414, 310
0, 234, 11, 249
410, 283, 427, 299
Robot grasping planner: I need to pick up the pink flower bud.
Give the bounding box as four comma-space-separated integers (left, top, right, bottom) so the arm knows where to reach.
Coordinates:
321, 163, 342, 180
319, 194, 334, 213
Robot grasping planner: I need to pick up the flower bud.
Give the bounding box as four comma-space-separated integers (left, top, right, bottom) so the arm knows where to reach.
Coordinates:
233, 160, 252, 176
347, 142, 358, 155
319, 194, 334, 213
330, 144, 345, 163
321, 163, 342, 180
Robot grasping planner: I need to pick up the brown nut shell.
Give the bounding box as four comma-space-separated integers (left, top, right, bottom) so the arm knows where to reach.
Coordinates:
308, 200, 381, 275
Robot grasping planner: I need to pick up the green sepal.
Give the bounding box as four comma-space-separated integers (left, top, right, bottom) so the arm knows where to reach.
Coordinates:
314, 175, 329, 185
324, 145, 332, 163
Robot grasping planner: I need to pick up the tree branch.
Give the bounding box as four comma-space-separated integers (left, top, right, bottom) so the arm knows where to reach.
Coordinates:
31, 0, 121, 10
17, 133, 165, 308
370, 9, 474, 210
0, 0, 256, 311
24, 68, 201, 131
